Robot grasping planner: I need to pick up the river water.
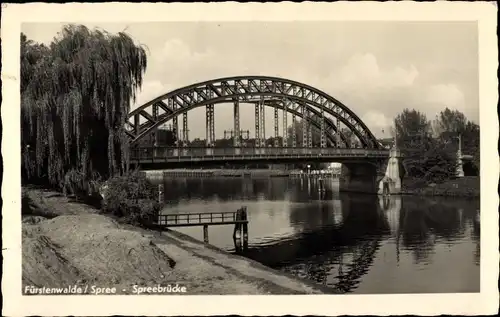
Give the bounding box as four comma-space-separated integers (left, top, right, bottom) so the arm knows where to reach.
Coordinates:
158, 177, 480, 294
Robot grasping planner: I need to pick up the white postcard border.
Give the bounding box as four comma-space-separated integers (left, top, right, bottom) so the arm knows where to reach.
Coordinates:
2, 2, 498, 316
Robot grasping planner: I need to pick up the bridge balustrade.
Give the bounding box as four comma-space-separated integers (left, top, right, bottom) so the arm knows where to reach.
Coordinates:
130, 146, 389, 162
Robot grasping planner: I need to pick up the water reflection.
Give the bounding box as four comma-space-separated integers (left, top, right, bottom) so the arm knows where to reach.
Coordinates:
158, 177, 480, 294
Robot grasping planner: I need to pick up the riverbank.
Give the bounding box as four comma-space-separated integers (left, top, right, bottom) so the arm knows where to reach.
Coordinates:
22, 187, 336, 295
400, 176, 480, 197
144, 169, 340, 181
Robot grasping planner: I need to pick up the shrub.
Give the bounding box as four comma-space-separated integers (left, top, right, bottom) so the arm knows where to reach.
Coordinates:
101, 171, 163, 226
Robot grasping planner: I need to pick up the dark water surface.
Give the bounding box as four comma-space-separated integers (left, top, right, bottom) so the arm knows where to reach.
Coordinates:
158, 177, 480, 294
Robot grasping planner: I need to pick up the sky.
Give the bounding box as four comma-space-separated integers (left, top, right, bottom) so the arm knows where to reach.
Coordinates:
22, 21, 479, 139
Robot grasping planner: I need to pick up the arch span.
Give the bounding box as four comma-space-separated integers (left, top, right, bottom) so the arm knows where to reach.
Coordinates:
127, 76, 381, 149
129, 99, 349, 147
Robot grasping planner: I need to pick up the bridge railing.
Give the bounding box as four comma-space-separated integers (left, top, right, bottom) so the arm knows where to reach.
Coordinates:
130, 146, 389, 161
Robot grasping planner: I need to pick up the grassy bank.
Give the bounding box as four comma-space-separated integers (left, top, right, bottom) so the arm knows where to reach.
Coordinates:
22, 187, 336, 295
401, 176, 480, 197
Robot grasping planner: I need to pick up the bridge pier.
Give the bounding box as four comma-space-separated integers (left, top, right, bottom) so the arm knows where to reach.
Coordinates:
339, 148, 402, 195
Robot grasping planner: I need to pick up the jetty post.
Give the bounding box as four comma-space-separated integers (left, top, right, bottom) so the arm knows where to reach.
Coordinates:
233, 207, 249, 250
233, 208, 242, 240
241, 206, 248, 242
158, 184, 164, 203
233, 207, 248, 252
203, 224, 209, 243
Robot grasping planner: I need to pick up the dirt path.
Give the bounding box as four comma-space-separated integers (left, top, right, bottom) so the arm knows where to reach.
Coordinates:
22, 187, 334, 295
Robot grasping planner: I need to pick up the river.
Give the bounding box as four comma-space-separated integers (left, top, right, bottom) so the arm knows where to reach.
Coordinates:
158, 176, 480, 294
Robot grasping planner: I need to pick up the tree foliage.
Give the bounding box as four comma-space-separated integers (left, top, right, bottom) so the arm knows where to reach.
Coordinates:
101, 170, 162, 226
433, 107, 468, 136
395, 107, 480, 181
402, 139, 458, 183
433, 108, 480, 170
21, 25, 148, 194
394, 108, 431, 150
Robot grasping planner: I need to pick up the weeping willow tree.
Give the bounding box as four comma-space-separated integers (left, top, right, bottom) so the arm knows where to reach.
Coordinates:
21, 25, 147, 194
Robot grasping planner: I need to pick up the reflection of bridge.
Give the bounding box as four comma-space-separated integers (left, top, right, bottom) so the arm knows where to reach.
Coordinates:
127, 76, 399, 194
238, 194, 392, 293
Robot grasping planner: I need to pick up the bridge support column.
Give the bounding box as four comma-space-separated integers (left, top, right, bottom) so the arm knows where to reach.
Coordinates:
274, 107, 279, 147
302, 103, 308, 148
152, 104, 158, 152
320, 106, 326, 148
336, 117, 341, 148
260, 99, 266, 148
206, 105, 211, 153
169, 98, 179, 150
206, 104, 215, 155
282, 99, 288, 148
292, 113, 297, 148
254, 103, 260, 148
233, 100, 240, 147
209, 105, 215, 147
308, 121, 312, 148
182, 112, 189, 145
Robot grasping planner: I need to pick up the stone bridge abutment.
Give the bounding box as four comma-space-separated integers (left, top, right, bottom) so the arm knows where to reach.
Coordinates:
339, 148, 402, 195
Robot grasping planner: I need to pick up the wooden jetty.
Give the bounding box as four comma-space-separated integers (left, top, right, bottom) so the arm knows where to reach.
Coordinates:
155, 207, 249, 245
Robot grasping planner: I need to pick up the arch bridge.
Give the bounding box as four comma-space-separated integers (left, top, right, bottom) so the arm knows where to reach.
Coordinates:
126, 76, 399, 194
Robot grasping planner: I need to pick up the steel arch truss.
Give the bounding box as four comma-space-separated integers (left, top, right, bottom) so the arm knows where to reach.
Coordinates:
127, 76, 381, 149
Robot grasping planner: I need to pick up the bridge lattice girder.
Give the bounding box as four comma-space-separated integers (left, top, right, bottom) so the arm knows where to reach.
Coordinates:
129, 97, 349, 147
127, 76, 381, 149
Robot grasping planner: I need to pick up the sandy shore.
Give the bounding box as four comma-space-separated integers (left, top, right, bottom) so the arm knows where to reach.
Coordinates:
22, 187, 336, 295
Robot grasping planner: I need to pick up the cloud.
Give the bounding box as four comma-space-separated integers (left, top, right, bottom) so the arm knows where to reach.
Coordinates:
125, 34, 474, 139
425, 83, 466, 111
132, 80, 173, 110
332, 53, 419, 91
361, 111, 393, 137
154, 38, 212, 64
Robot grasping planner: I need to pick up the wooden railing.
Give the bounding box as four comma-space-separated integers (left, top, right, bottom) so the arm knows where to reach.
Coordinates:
156, 207, 249, 244
157, 210, 248, 227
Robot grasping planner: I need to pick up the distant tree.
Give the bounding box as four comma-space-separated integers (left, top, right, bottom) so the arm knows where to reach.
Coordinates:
395, 107, 480, 180
434, 107, 468, 136
462, 121, 480, 170
394, 109, 436, 178
433, 108, 480, 171
394, 109, 431, 149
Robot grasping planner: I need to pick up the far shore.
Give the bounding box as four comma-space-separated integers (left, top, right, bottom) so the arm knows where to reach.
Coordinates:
142, 169, 480, 198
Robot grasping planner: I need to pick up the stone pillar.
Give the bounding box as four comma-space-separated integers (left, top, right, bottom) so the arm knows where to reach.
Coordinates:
376, 147, 402, 195
456, 134, 464, 178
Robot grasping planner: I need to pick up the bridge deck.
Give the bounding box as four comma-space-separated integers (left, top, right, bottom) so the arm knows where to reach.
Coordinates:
156, 211, 248, 228
131, 147, 390, 164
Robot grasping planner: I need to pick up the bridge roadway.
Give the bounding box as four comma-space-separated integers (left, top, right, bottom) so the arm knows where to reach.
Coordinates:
130, 146, 390, 167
